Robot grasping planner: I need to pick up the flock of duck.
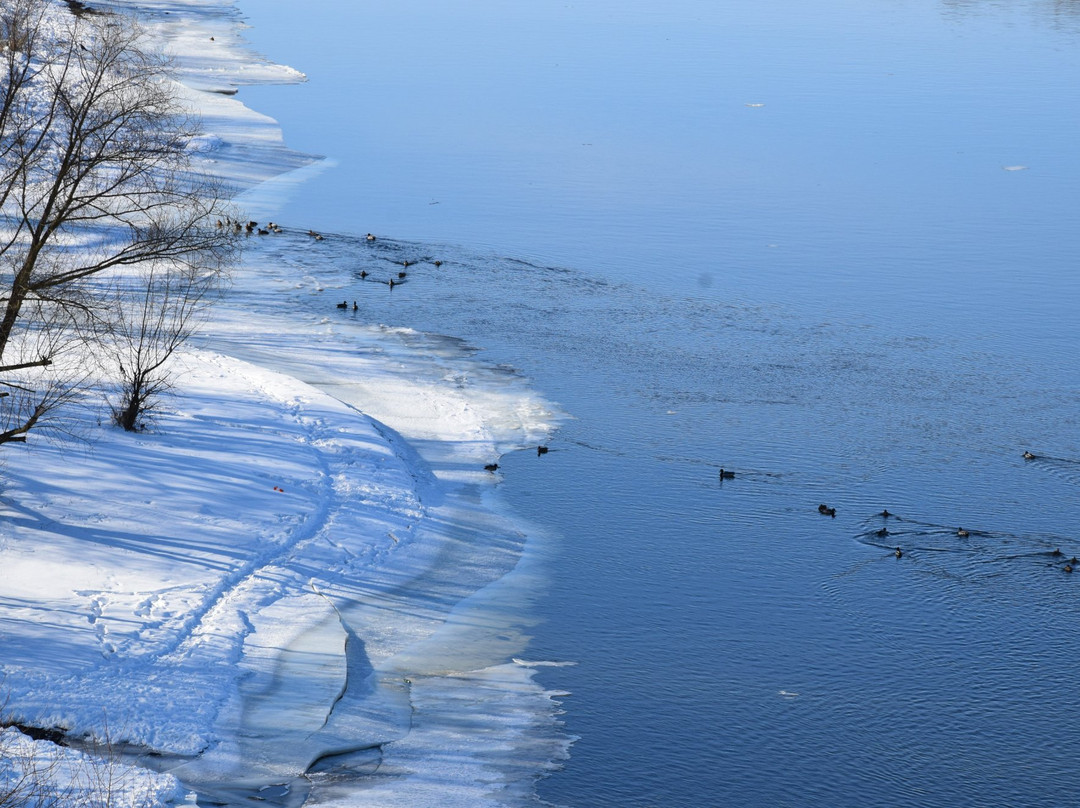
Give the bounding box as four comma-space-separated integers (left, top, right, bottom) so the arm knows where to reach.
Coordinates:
232, 220, 1075, 574
720, 450, 1074, 572
226, 220, 451, 305
215, 217, 285, 236
217, 217, 332, 242
237, 225, 1069, 568
238, 221, 539, 473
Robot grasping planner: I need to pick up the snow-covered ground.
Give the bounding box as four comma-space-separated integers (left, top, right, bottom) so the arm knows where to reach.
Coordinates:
0, 1, 570, 805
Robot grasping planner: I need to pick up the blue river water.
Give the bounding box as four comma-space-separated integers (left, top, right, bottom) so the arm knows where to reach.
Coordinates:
232, 0, 1080, 805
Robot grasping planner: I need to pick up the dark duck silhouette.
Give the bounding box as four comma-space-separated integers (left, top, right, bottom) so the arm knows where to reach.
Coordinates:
718, 469, 735, 479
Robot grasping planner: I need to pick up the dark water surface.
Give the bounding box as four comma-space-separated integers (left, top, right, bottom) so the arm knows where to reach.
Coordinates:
243, 225, 1079, 806
233, 0, 1080, 805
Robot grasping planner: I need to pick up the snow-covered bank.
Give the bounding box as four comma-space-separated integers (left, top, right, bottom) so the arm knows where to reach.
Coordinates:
1, 348, 419, 746
1, 334, 563, 803
1, 1, 571, 805
0, 727, 183, 806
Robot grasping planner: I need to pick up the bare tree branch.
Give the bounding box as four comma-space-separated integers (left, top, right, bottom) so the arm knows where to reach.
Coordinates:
0, 356, 50, 372
105, 260, 219, 432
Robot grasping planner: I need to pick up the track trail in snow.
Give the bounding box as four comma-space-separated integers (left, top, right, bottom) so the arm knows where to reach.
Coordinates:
151, 352, 422, 798
151, 329, 550, 805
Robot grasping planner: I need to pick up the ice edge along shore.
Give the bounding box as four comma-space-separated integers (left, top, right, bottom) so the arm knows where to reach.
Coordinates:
0, 0, 573, 805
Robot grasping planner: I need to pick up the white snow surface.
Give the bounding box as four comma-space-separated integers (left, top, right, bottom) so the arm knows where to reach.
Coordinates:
0, 727, 186, 807
0, 1, 570, 806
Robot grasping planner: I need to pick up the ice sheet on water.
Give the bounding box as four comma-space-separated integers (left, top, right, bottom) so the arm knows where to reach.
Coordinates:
305, 664, 574, 808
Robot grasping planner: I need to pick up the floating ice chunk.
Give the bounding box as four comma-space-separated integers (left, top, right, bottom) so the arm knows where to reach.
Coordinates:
512, 658, 577, 668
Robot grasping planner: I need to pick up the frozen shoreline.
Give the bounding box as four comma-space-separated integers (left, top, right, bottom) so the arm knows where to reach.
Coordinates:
0, 1, 571, 805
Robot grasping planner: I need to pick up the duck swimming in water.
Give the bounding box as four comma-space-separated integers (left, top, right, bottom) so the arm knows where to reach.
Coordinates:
957, 527, 969, 538
719, 469, 735, 479
895, 547, 903, 559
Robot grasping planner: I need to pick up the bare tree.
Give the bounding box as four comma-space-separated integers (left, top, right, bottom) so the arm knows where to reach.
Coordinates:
0, 0, 236, 445
105, 260, 219, 432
